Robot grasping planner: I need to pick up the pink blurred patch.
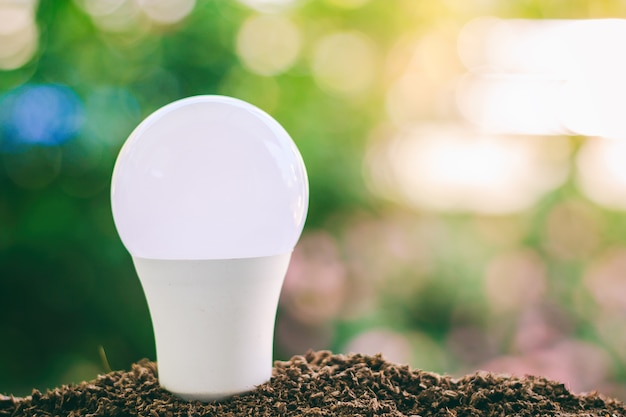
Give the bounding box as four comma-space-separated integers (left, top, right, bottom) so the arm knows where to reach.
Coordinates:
480, 340, 611, 394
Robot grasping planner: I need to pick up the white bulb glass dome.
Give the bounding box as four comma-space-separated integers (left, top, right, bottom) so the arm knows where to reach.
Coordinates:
111, 95, 308, 260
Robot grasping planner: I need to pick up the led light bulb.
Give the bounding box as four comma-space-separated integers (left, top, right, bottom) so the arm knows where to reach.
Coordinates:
110, 95, 308, 401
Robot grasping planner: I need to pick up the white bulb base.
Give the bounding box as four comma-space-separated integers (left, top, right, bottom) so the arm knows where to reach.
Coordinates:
132, 254, 291, 401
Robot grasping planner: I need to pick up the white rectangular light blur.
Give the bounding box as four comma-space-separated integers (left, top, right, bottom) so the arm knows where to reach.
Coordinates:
456, 18, 626, 139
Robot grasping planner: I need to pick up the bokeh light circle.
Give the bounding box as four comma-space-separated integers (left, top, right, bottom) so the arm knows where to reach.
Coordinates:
236, 0, 299, 13
0, 84, 84, 151
137, 0, 195, 25
576, 137, 626, 210
0, 1, 38, 70
312, 31, 377, 97
236, 14, 301, 76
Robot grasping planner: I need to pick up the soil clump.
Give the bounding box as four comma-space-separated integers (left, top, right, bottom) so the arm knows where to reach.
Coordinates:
1, 350, 624, 416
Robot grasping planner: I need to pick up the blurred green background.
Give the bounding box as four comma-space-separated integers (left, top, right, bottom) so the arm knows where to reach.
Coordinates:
3, 0, 626, 401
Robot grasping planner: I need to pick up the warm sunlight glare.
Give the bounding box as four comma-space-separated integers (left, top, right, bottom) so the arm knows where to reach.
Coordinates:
457, 18, 626, 139
366, 124, 569, 214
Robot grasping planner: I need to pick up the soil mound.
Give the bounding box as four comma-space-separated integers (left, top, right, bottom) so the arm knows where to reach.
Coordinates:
1, 350, 624, 416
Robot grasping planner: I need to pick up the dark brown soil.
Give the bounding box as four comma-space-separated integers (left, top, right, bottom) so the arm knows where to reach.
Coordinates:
1, 350, 624, 416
